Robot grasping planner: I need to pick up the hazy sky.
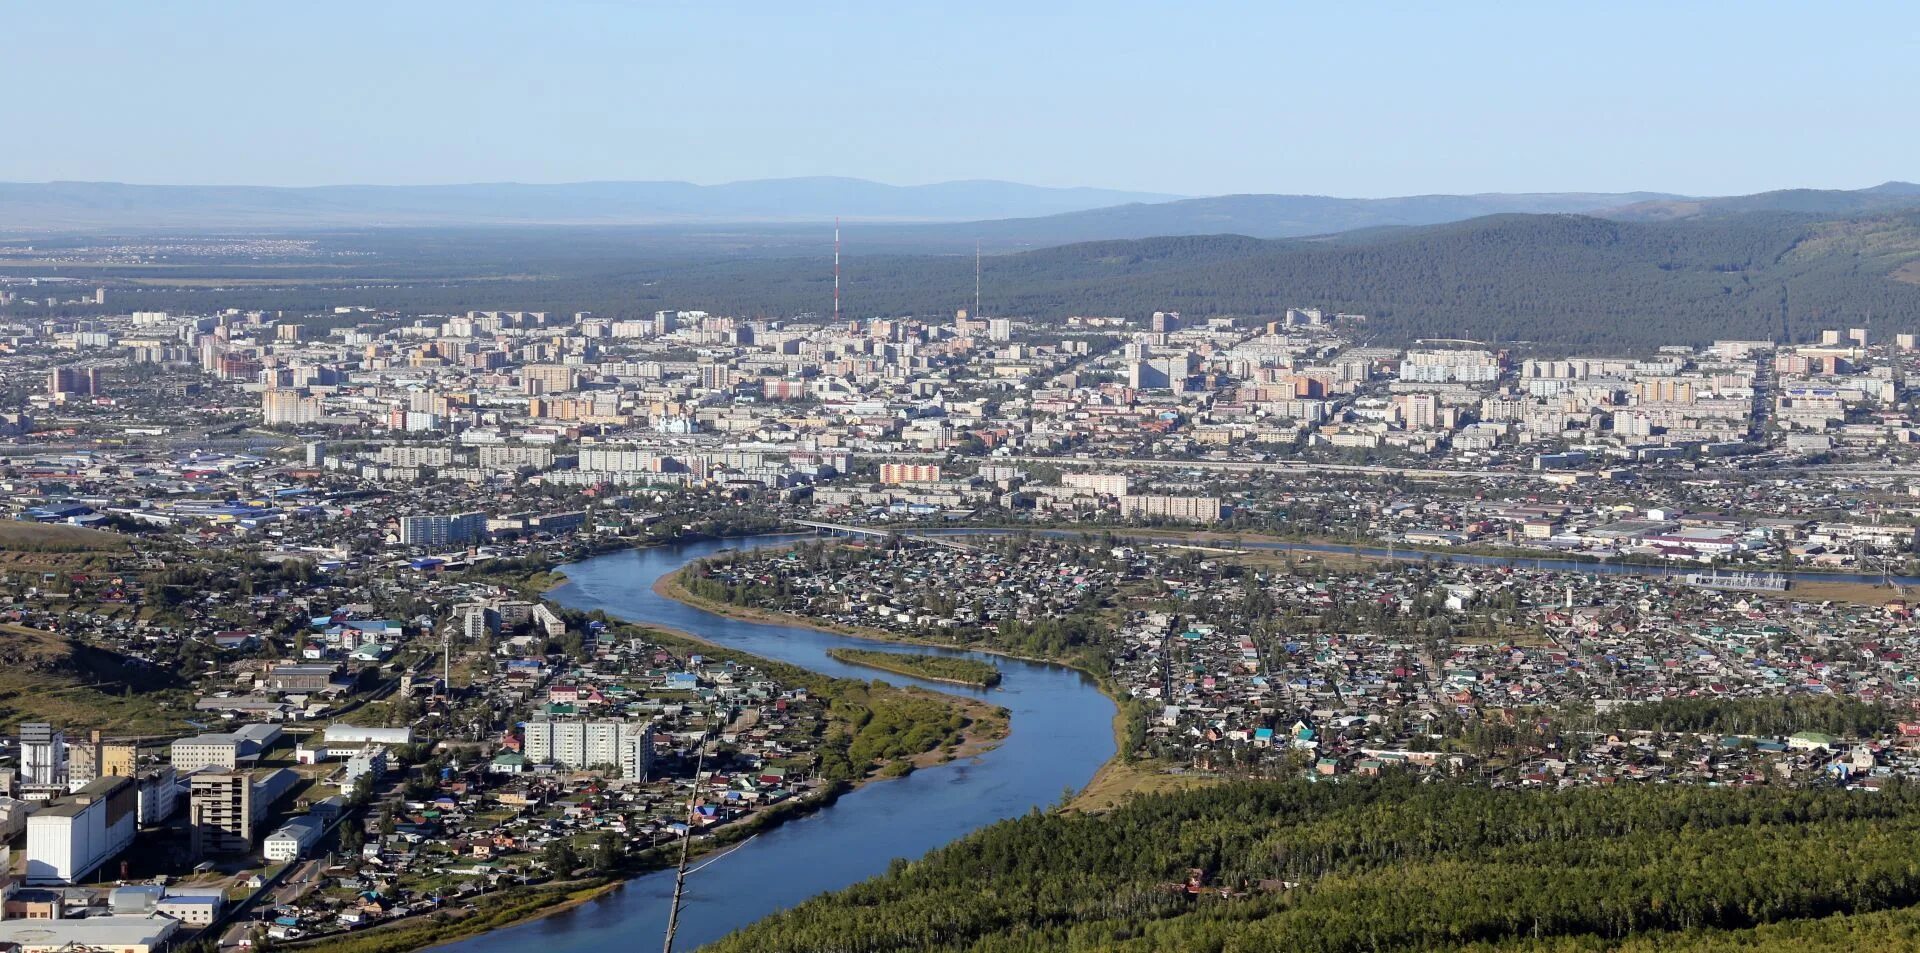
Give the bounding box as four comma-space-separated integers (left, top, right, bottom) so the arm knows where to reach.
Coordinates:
7, 2, 1916, 197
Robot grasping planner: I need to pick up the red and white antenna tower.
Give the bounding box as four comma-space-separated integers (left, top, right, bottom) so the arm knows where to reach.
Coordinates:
833, 217, 842, 325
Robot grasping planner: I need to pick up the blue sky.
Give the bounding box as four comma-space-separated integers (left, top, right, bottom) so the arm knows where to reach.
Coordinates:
6, 2, 1915, 196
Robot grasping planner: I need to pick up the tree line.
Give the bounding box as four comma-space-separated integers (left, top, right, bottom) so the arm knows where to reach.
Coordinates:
706, 775, 1920, 953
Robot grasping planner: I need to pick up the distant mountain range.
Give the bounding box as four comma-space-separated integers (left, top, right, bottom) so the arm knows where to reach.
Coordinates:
1605, 181, 1920, 222
882, 190, 1687, 245
6, 177, 1919, 250
0, 177, 1184, 230
865, 183, 1920, 248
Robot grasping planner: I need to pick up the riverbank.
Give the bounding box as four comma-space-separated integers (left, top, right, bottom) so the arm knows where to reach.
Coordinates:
298, 878, 627, 953
317, 777, 868, 953
613, 591, 1013, 774
585, 605, 1012, 779
824, 648, 1002, 687
297, 545, 1008, 953
409, 537, 1118, 953
300, 769, 871, 953
658, 557, 1197, 812
653, 567, 1106, 679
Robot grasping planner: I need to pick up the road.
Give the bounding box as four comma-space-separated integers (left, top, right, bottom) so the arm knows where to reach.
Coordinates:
212, 853, 328, 949
883, 451, 1537, 481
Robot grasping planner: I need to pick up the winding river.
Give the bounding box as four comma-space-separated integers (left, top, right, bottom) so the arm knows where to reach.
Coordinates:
436, 527, 1908, 952
435, 536, 1118, 953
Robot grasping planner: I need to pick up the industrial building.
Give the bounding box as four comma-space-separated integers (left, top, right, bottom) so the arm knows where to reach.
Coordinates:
189, 768, 297, 856
17, 724, 67, 788
63, 730, 139, 790
263, 815, 326, 862
262, 662, 339, 694
135, 767, 180, 826
0, 914, 179, 953
23, 776, 138, 884
169, 723, 283, 772
322, 724, 414, 746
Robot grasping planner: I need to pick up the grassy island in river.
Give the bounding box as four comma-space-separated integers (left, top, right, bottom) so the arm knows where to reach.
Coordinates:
827, 648, 1003, 687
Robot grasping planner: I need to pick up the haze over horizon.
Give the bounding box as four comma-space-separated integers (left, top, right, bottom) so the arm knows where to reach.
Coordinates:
8, 1, 1917, 198
0, 174, 1912, 201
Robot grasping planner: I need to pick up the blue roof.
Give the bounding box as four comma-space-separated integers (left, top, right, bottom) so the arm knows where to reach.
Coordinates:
26, 503, 92, 519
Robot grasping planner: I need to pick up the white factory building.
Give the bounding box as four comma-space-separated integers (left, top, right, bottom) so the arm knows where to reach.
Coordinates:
24, 776, 138, 884
263, 814, 326, 862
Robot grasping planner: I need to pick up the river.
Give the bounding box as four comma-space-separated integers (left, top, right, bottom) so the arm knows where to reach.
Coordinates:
434, 526, 1902, 952
434, 536, 1118, 953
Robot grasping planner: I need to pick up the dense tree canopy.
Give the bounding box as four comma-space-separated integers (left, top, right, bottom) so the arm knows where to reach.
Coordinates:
709, 777, 1920, 952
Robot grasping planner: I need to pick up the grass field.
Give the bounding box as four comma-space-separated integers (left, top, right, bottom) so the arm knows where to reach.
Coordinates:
0, 521, 130, 554
0, 623, 192, 733
1787, 576, 1908, 607
1069, 758, 1219, 812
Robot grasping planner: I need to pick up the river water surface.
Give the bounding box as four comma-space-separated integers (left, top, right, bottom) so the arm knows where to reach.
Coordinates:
438, 528, 1907, 951
434, 536, 1117, 952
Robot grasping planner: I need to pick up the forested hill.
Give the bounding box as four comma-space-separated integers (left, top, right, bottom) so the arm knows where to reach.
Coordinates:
628, 208, 1920, 350
866, 189, 1683, 245
33, 208, 1920, 351
706, 777, 1920, 953
1607, 181, 1920, 223
855, 181, 1920, 246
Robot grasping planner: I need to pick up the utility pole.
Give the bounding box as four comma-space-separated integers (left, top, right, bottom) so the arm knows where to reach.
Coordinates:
662, 731, 711, 953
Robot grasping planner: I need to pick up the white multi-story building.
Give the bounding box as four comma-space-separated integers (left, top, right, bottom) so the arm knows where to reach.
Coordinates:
18, 724, 67, 787
1400, 350, 1501, 384
579, 448, 664, 472
263, 815, 326, 862
136, 767, 179, 826
1062, 472, 1129, 496
521, 719, 654, 779
261, 389, 324, 425
170, 724, 282, 773
378, 445, 457, 468
1119, 495, 1224, 524
0, 796, 34, 841
342, 746, 388, 791
478, 445, 555, 470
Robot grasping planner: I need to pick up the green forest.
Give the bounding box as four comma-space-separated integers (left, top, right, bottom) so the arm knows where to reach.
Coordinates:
707, 776, 1920, 952
1597, 696, 1903, 737
815, 680, 978, 780
827, 648, 1003, 686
